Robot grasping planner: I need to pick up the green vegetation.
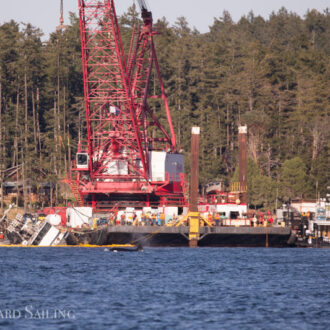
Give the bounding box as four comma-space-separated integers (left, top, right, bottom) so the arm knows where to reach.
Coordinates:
0, 7, 329, 210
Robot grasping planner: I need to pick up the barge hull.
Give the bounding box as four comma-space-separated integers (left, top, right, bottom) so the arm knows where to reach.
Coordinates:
68, 226, 293, 247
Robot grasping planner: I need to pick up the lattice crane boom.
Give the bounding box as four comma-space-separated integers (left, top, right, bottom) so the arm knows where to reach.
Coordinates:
68, 0, 185, 211
78, 0, 148, 180
129, 0, 177, 148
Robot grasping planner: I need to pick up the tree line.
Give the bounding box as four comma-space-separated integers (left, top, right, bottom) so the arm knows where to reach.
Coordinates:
0, 6, 329, 210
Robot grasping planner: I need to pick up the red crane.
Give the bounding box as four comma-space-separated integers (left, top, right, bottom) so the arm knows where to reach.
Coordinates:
68, 0, 186, 211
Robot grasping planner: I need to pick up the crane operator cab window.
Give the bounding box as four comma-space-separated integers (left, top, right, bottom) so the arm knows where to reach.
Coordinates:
76, 153, 89, 170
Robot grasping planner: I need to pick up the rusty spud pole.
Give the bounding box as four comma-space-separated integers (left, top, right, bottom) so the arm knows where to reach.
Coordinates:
238, 125, 247, 204
190, 127, 200, 212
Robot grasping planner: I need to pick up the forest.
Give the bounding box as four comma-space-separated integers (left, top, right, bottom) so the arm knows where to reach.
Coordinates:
0, 6, 329, 210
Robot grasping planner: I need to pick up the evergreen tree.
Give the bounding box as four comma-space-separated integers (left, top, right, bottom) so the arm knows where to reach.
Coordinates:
280, 157, 309, 200
0, 6, 329, 210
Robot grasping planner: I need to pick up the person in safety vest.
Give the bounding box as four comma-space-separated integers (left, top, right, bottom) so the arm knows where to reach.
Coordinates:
214, 213, 220, 226
208, 212, 213, 224
160, 213, 165, 226
151, 213, 157, 226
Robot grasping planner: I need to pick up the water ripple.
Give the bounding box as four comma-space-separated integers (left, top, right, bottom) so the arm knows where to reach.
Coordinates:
0, 248, 329, 329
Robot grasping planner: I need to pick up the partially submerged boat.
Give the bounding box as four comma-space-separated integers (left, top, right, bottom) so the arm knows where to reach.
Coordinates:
4, 210, 67, 247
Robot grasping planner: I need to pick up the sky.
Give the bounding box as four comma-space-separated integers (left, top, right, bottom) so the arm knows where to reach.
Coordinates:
1, 0, 329, 38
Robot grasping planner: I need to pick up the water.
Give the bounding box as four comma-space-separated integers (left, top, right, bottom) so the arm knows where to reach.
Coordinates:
0, 248, 329, 330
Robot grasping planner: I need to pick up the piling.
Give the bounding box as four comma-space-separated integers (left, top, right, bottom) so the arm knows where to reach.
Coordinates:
189, 127, 200, 247
238, 125, 247, 204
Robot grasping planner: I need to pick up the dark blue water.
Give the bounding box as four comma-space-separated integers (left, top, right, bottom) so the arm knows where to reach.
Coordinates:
0, 248, 329, 330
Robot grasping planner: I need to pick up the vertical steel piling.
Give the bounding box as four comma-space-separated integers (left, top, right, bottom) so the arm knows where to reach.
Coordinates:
238, 125, 247, 204
189, 127, 200, 247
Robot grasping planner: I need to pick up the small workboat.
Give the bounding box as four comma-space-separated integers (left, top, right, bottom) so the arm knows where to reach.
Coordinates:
107, 243, 143, 252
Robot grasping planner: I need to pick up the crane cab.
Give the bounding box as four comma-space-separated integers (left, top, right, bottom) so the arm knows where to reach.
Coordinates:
76, 153, 89, 170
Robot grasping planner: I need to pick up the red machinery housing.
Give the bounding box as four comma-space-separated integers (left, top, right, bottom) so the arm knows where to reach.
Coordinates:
67, 0, 186, 211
